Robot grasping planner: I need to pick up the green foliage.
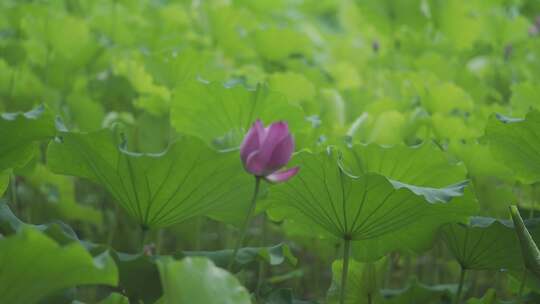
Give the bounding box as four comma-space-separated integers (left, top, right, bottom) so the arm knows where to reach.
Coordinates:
0, 105, 55, 171
327, 257, 387, 303
510, 206, 540, 280
340, 143, 467, 187
441, 217, 522, 270
485, 111, 540, 184
2, 0, 540, 303
47, 128, 253, 227
0, 228, 117, 304
382, 279, 456, 304
171, 81, 305, 149
182, 243, 297, 270
268, 149, 472, 262
97, 293, 130, 304
157, 257, 252, 304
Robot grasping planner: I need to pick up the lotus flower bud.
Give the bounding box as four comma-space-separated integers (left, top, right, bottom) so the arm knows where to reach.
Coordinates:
240, 120, 299, 183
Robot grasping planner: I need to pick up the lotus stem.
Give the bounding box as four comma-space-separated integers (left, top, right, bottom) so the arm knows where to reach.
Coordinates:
228, 176, 262, 271
9, 174, 18, 210
518, 268, 527, 297
454, 266, 466, 304
140, 225, 149, 252
340, 237, 352, 304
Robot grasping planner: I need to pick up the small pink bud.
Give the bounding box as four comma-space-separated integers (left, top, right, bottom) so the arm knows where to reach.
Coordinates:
240, 120, 299, 183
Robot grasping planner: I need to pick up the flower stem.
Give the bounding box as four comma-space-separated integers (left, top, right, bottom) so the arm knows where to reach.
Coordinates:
340, 237, 352, 304
454, 267, 466, 304
228, 176, 262, 271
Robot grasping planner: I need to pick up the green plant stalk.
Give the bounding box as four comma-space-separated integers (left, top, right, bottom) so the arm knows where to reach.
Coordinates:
340, 237, 352, 304
454, 267, 467, 304
140, 225, 149, 252
106, 202, 119, 246
156, 228, 165, 254
256, 254, 265, 298
228, 176, 262, 271
195, 216, 202, 250
9, 173, 18, 210
256, 214, 268, 296
518, 269, 527, 297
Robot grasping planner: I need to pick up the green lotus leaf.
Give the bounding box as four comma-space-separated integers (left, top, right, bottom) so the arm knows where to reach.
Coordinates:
170, 80, 305, 149
157, 257, 252, 304
326, 257, 387, 304
485, 111, 540, 183
465, 289, 500, 304
268, 149, 471, 261
382, 278, 457, 304
47, 128, 253, 227
440, 217, 523, 270
0, 200, 80, 245
0, 228, 117, 304
97, 293, 130, 304
111, 252, 162, 304
338, 143, 476, 260
26, 164, 102, 225
340, 143, 467, 187
181, 243, 297, 271
0, 105, 56, 171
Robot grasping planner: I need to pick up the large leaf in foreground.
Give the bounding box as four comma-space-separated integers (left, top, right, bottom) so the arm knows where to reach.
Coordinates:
0, 228, 117, 304
171, 81, 305, 149
268, 150, 469, 260
157, 257, 252, 304
47, 129, 252, 227
0, 105, 56, 171
440, 217, 522, 270
485, 111, 540, 183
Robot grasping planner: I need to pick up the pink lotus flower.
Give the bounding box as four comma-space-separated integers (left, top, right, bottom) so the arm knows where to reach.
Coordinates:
240, 120, 299, 183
